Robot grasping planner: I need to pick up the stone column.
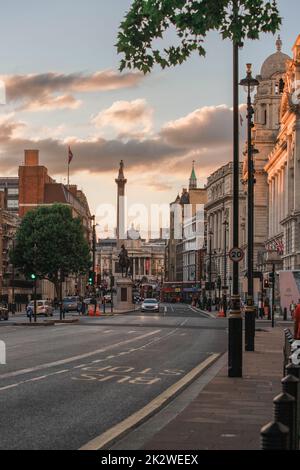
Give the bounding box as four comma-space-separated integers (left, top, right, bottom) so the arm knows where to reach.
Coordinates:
268, 178, 272, 239
294, 122, 300, 212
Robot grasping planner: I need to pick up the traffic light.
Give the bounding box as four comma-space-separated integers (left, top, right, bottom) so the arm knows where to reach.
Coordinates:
269, 272, 275, 284
88, 271, 94, 285
263, 279, 269, 289
31, 274, 36, 280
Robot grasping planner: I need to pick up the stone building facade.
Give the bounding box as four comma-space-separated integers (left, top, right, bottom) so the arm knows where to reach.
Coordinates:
242, 36, 291, 275
265, 35, 300, 273
205, 162, 246, 296
166, 163, 207, 283
0, 192, 20, 304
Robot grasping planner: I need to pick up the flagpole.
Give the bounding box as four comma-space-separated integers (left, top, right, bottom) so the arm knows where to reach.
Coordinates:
67, 161, 70, 190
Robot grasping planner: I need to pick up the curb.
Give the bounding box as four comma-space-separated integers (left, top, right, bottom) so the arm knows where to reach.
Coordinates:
80, 352, 222, 451
190, 306, 217, 319
13, 321, 55, 327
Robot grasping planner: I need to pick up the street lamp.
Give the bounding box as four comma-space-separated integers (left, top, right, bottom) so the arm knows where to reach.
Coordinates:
223, 219, 229, 317
208, 229, 213, 312
240, 63, 259, 352
228, 12, 243, 378
91, 215, 99, 291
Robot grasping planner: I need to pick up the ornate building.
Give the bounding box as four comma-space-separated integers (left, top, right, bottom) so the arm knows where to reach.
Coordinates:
205, 162, 246, 296
264, 35, 300, 308
242, 36, 291, 277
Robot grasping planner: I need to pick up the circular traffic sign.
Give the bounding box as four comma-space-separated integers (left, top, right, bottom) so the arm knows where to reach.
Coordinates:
229, 247, 244, 263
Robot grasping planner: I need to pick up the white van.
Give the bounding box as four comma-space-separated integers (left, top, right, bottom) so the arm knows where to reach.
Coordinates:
28, 300, 54, 317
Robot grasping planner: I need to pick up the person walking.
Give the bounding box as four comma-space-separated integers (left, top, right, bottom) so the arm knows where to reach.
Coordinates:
294, 300, 300, 340
294, 299, 300, 340
290, 301, 296, 320
26, 304, 33, 323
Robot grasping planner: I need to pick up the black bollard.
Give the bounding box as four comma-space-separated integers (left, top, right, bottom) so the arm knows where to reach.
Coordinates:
273, 392, 296, 450
261, 421, 289, 450
286, 363, 300, 380
284, 308, 287, 321
282, 375, 300, 450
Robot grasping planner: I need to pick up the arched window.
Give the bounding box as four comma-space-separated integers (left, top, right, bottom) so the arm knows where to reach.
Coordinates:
279, 78, 285, 94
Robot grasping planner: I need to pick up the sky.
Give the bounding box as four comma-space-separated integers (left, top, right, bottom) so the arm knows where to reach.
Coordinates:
0, 0, 299, 232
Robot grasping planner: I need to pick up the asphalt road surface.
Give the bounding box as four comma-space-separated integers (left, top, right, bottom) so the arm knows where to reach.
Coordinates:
0, 303, 227, 450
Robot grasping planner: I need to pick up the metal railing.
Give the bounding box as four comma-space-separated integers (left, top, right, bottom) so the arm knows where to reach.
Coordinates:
261, 329, 300, 450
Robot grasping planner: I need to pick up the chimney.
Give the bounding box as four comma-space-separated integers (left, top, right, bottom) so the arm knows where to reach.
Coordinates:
24, 149, 39, 166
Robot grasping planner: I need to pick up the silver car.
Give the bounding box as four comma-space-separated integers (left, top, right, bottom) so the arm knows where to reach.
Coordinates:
141, 298, 160, 312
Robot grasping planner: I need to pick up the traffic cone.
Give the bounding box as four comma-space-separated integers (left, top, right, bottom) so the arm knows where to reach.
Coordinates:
95, 306, 101, 317
88, 306, 95, 317
218, 307, 225, 318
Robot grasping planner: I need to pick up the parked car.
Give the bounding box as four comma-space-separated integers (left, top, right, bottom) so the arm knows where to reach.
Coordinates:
0, 303, 9, 321
141, 298, 160, 312
62, 296, 81, 313
28, 300, 54, 317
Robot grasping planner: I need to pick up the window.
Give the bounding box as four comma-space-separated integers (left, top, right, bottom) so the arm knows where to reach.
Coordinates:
279, 79, 285, 94
7, 188, 18, 195
7, 200, 18, 209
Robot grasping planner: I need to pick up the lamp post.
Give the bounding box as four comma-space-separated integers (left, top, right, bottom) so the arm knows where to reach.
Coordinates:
240, 64, 259, 352
33, 243, 37, 323
92, 216, 96, 289
223, 219, 229, 317
208, 230, 213, 312
227, 32, 243, 378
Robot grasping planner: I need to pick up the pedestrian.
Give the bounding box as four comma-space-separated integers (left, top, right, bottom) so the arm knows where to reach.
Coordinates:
26, 304, 33, 323
290, 301, 296, 320
91, 296, 97, 315
258, 299, 264, 319
294, 300, 300, 340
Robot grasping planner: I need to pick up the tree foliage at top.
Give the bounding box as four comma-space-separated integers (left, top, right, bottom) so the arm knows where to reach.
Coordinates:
117, 0, 282, 73
10, 204, 91, 293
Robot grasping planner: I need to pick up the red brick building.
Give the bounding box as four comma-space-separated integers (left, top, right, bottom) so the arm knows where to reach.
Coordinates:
17, 149, 92, 298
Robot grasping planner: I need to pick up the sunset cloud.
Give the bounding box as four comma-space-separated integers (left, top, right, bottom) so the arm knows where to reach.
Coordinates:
2, 70, 144, 112
161, 104, 246, 148
0, 102, 246, 189
92, 99, 153, 138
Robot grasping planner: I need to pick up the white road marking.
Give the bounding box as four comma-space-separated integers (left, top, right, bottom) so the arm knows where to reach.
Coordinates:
0, 330, 161, 380
0, 369, 69, 392
80, 353, 221, 451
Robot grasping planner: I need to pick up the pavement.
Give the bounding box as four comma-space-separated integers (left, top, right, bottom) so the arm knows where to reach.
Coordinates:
113, 325, 287, 450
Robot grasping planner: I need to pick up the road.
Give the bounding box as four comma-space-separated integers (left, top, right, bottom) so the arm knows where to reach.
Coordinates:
0, 303, 227, 450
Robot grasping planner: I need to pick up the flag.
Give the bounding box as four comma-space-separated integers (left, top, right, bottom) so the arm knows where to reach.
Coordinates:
68, 146, 74, 165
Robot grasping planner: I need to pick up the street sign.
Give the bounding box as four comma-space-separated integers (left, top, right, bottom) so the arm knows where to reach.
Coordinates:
229, 247, 244, 263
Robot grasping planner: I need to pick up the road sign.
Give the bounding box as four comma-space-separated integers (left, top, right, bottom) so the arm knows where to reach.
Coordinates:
229, 247, 244, 263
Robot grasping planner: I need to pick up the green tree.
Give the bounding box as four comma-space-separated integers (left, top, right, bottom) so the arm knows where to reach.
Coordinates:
117, 0, 281, 73
10, 204, 91, 298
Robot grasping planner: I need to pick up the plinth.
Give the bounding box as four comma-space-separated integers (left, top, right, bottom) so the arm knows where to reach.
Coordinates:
116, 277, 134, 312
